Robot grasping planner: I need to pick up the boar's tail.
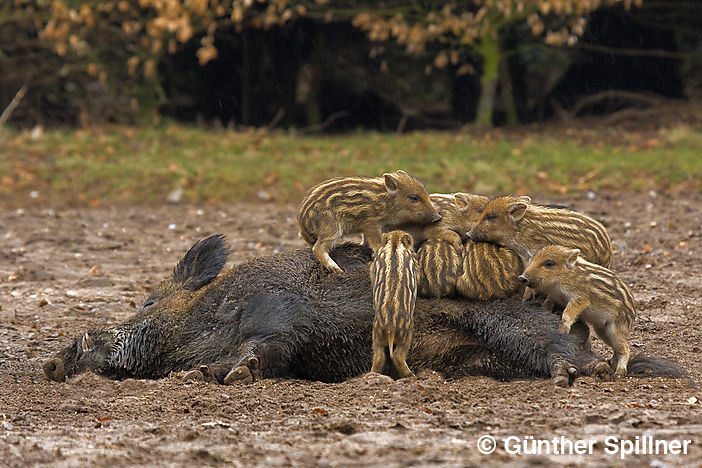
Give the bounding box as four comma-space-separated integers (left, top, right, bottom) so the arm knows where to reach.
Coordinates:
388, 336, 395, 359
627, 354, 689, 380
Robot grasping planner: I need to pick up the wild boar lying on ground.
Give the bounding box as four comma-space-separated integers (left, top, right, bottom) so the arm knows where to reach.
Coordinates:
44, 235, 683, 387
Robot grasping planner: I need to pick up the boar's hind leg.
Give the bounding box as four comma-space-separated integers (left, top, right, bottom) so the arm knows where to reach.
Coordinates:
454, 298, 597, 386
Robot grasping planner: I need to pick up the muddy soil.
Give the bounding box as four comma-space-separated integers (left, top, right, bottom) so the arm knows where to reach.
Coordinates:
1, 193, 701, 467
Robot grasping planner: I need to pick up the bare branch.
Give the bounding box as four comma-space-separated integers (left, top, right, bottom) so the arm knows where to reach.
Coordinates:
571, 90, 683, 117
0, 84, 28, 128
576, 42, 689, 60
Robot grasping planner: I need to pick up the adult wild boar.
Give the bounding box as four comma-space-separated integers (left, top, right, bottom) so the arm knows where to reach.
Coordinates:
43, 235, 681, 387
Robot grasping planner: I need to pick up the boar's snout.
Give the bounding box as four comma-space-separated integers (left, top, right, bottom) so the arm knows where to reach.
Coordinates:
517, 275, 530, 286
43, 357, 66, 382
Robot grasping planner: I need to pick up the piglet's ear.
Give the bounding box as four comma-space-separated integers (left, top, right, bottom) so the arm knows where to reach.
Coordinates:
173, 234, 229, 291
453, 193, 470, 209
402, 233, 414, 249
383, 173, 399, 196
508, 201, 528, 221
566, 248, 580, 267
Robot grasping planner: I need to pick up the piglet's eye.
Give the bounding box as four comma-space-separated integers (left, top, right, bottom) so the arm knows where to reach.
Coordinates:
408, 194, 420, 202
543, 260, 556, 268
141, 299, 156, 310
484, 213, 497, 221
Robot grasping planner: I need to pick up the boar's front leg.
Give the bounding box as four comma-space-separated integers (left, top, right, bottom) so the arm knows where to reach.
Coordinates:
183, 339, 278, 385
183, 353, 261, 385
185, 292, 311, 385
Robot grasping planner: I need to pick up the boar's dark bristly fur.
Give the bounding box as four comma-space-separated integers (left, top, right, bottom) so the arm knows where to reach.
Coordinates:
44, 235, 684, 386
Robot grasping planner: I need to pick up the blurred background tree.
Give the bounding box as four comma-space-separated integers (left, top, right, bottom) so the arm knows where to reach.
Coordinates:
0, 0, 699, 129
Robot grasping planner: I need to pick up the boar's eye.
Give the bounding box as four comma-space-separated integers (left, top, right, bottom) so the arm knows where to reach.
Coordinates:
140, 299, 157, 310
543, 260, 556, 268
407, 194, 420, 203
484, 213, 497, 221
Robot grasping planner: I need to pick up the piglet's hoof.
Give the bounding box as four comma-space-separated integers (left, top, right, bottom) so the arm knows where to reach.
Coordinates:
223, 365, 253, 385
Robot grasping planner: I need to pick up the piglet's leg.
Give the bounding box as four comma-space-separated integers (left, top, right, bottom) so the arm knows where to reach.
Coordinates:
361, 227, 383, 251
313, 236, 343, 273
391, 342, 414, 379
559, 300, 588, 334
570, 320, 591, 352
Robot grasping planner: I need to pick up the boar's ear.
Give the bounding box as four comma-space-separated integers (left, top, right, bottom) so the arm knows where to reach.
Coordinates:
81, 333, 95, 353
173, 234, 229, 291
566, 248, 580, 267
508, 200, 529, 221
383, 173, 399, 196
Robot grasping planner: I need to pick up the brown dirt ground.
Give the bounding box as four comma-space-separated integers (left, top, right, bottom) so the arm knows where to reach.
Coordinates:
1, 193, 701, 467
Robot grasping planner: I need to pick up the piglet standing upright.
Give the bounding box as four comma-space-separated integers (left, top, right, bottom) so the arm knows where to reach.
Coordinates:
518, 244, 636, 377
369, 230, 418, 378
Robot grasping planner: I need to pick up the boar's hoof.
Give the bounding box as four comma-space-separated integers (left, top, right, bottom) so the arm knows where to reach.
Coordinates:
585, 360, 612, 381
43, 358, 66, 382
183, 365, 239, 384
550, 359, 577, 387
182, 369, 206, 382
182, 365, 219, 383
223, 356, 260, 385
223, 365, 253, 385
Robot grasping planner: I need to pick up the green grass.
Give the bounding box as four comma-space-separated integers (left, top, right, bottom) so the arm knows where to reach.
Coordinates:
1, 124, 701, 206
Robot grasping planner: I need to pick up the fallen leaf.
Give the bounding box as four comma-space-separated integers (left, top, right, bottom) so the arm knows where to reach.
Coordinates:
264, 173, 279, 185
312, 407, 328, 415
38, 298, 49, 308
97, 416, 112, 422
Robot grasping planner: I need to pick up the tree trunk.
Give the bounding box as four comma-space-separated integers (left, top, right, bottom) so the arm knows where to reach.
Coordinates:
241, 29, 251, 126
499, 58, 518, 126
305, 25, 324, 127
475, 31, 500, 127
